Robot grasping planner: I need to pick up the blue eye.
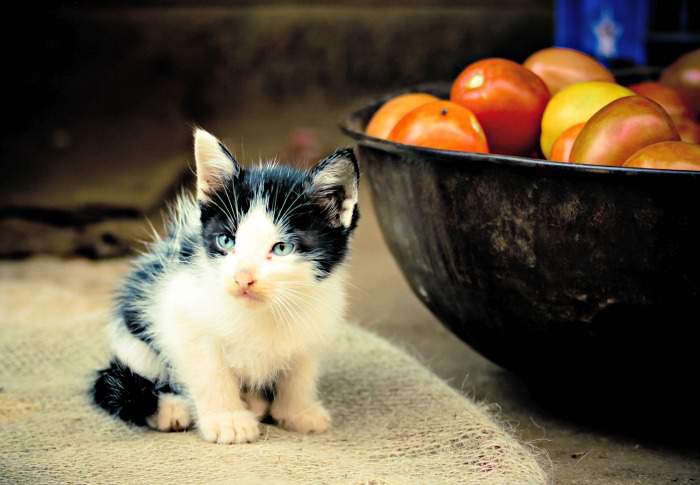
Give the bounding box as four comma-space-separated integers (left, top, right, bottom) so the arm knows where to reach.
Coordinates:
271, 242, 295, 256
216, 234, 235, 251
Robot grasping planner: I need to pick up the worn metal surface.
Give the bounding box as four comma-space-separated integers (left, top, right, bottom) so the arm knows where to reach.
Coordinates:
341, 86, 700, 443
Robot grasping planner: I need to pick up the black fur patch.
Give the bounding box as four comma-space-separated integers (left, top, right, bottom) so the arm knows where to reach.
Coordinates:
117, 255, 164, 345
116, 230, 200, 345
91, 359, 174, 426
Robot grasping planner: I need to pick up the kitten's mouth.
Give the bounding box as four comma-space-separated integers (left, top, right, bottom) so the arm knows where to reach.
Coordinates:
233, 288, 265, 303
225, 278, 267, 304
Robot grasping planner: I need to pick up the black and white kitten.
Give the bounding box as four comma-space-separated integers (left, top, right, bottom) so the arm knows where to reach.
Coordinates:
92, 129, 359, 444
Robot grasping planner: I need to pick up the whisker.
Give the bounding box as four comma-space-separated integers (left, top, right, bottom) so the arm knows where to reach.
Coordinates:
210, 192, 237, 232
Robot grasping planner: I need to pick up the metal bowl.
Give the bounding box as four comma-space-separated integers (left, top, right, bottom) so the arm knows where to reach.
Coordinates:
341, 84, 700, 443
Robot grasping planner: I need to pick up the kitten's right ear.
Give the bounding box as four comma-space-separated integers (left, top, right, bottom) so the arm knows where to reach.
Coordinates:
193, 128, 241, 201
309, 148, 359, 229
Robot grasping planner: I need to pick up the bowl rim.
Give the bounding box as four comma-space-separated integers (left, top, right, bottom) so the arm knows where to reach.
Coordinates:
339, 82, 700, 178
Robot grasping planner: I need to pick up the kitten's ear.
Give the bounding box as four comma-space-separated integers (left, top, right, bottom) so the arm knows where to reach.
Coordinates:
193, 128, 241, 201
309, 148, 360, 229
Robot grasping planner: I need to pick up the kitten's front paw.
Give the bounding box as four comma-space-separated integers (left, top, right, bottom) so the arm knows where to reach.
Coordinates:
197, 410, 260, 444
271, 402, 331, 433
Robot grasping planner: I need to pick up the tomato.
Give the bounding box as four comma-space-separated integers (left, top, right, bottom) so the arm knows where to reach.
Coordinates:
623, 141, 700, 171
674, 116, 700, 144
523, 47, 615, 95
660, 49, 700, 120
549, 123, 584, 162
388, 101, 489, 153
366, 93, 439, 139
629, 81, 690, 118
450, 58, 550, 156
569, 96, 679, 166
540, 81, 634, 158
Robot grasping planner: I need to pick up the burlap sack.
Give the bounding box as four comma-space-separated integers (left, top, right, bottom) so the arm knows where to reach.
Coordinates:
0, 261, 549, 485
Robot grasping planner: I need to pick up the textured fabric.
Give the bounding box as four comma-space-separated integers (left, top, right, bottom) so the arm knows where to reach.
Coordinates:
0, 261, 549, 485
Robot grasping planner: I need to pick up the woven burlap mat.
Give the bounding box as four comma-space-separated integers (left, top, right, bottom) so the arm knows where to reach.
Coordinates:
0, 259, 549, 484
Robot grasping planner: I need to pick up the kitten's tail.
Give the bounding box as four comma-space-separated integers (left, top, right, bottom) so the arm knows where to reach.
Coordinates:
91, 359, 164, 426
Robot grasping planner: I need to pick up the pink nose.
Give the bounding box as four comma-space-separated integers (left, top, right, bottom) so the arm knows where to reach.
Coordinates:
234, 270, 256, 290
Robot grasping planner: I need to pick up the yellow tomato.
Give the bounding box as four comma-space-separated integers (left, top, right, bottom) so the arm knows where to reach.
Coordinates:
540, 81, 634, 158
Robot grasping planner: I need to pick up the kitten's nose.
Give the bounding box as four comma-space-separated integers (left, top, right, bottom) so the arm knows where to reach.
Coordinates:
234, 270, 256, 290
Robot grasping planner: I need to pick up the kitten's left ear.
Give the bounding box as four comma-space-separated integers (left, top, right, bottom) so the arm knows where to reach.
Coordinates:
193, 128, 241, 201
309, 148, 360, 229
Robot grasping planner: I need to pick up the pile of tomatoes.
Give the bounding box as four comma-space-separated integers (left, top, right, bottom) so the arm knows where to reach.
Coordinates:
366, 48, 700, 171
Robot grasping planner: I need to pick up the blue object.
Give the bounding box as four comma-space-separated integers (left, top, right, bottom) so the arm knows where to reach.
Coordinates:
556, 0, 650, 65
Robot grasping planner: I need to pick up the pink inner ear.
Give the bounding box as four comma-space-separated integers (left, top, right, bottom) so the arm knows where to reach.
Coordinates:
194, 129, 239, 200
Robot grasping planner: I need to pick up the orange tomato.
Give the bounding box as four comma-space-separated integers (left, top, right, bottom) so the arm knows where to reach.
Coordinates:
450, 58, 550, 156
523, 47, 615, 95
388, 101, 489, 153
549, 123, 584, 162
629, 81, 690, 118
366, 93, 439, 139
623, 141, 700, 171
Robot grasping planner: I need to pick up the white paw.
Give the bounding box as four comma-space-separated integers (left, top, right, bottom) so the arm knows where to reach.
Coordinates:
197, 410, 260, 444
271, 401, 331, 433
243, 391, 270, 420
146, 393, 192, 432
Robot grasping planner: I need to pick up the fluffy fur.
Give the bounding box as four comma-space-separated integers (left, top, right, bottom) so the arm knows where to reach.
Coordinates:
91, 129, 359, 444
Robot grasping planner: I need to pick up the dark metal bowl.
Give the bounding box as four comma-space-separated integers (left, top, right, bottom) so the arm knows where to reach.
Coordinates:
341, 84, 700, 443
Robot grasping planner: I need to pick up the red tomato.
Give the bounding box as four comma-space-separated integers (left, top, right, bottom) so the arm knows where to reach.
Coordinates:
388, 101, 489, 153
450, 58, 550, 155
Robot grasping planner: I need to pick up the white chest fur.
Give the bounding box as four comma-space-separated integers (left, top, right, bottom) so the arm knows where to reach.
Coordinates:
220, 319, 315, 386
151, 264, 347, 388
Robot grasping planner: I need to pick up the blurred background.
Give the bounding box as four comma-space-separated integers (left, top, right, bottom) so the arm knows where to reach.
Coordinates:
4, 0, 697, 259
2, 1, 700, 483
3, 0, 552, 258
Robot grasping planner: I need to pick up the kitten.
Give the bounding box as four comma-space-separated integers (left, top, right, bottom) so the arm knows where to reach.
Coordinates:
92, 129, 359, 444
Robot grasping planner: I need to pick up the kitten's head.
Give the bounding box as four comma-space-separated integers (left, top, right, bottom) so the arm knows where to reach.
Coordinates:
193, 128, 359, 307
